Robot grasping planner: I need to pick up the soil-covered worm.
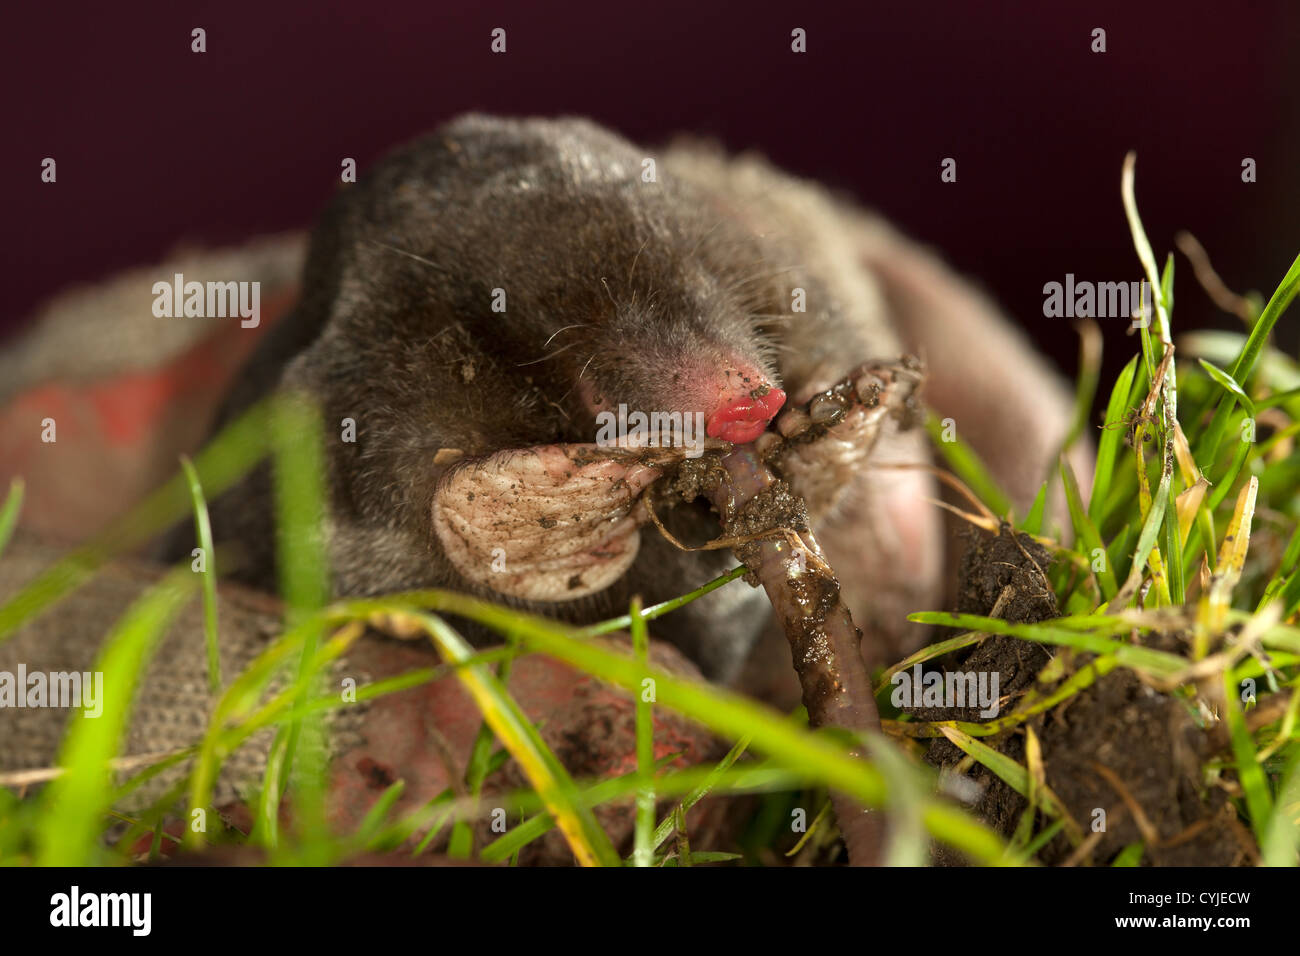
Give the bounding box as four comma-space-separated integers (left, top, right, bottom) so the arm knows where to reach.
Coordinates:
661, 357, 924, 865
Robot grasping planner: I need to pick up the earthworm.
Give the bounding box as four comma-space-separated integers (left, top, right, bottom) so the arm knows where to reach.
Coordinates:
680, 358, 924, 865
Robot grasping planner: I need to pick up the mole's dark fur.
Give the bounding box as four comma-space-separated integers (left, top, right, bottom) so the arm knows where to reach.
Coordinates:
176, 114, 1082, 683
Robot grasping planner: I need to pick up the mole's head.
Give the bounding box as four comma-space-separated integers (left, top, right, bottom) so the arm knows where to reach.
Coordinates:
551, 207, 789, 448
573, 310, 786, 447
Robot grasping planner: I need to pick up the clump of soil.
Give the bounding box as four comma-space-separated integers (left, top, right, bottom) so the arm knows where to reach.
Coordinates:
955, 523, 1059, 623
920, 525, 1251, 866
907, 525, 1056, 724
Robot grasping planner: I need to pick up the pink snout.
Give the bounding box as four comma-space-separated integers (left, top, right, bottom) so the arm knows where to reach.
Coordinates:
706, 388, 787, 444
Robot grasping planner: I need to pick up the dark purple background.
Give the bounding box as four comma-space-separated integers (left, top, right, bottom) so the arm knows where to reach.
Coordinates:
4, 1, 1297, 388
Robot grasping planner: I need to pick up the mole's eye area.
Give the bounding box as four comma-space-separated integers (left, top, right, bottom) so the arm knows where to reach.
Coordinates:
706, 386, 786, 444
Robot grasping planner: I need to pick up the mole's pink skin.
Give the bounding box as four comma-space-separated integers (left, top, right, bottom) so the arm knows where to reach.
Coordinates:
706, 387, 787, 444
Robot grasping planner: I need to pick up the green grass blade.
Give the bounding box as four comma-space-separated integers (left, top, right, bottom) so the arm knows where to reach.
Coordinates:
1160, 252, 1175, 324
1061, 455, 1117, 599
448, 723, 500, 859
926, 413, 1014, 518
1258, 522, 1300, 612
1061, 320, 1102, 456
0, 478, 24, 560
352, 780, 407, 850
649, 735, 751, 853
578, 566, 748, 636
347, 591, 1009, 863
1115, 462, 1173, 610
482, 754, 682, 863
412, 610, 622, 867
1223, 669, 1272, 847
1261, 744, 1300, 867
869, 731, 929, 866
1111, 843, 1144, 866
1198, 358, 1256, 417
179, 456, 221, 694
907, 611, 1187, 677
1164, 467, 1185, 605
36, 567, 198, 865
256, 393, 332, 857
631, 596, 655, 867
937, 726, 1081, 844
0, 400, 272, 645
1196, 249, 1300, 465
1021, 482, 1048, 537
1089, 356, 1139, 525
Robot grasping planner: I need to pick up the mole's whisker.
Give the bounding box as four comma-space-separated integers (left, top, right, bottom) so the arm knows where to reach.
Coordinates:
516, 340, 580, 367
364, 239, 441, 271
627, 236, 651, 283
540, 323, 593, 349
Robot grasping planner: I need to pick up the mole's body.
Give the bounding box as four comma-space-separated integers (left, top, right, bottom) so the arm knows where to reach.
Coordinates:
195, 115, 1080, 682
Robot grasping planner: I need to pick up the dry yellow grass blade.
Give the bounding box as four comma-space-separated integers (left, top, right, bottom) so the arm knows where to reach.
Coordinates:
1176, 477, 1210, 547
1196, 476, 1259, 655
1172, 422, 1202, 487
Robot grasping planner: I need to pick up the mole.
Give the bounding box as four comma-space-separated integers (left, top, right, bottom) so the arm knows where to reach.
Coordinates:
181, 114, 1083, 683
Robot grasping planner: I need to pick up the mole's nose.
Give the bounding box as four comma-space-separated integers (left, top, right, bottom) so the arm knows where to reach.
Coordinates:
706, 387, 787, 444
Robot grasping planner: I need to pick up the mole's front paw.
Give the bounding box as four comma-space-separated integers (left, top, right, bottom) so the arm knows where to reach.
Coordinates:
772, 357, 926, 521
431, 443, 660, 602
